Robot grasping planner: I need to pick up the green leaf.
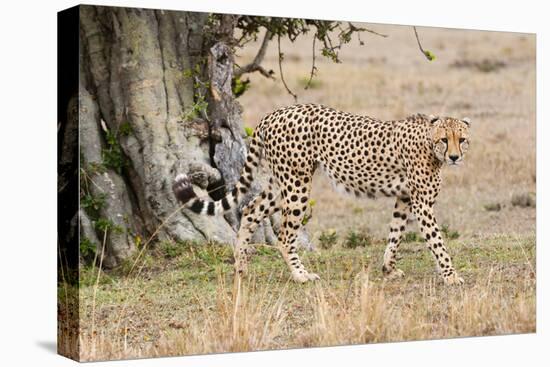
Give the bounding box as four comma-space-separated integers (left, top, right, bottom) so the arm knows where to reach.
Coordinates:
81, 193, 107, 212
232, 76, 251, 98
244, 127, 254, 137
80, 237, 96, 258
423, 50, 436, 61
94, 218, 124, 234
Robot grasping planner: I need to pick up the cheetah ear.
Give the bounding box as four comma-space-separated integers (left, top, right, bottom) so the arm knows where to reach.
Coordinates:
462, 117, 471, 126
428, 115, 440, 124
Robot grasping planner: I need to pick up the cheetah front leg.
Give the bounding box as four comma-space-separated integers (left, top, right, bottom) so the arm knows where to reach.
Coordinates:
411, 200, 464, 285
277, 213, 320, 282
382, 197, 411, 279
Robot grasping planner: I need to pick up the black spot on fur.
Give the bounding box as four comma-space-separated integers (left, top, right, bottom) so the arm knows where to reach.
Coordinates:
221, 197, 231, 211
207, 202, 215, 216
190, 199, 204, 214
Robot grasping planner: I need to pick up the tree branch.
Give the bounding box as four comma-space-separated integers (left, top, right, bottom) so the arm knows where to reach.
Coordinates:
413, 26, 425, 53
304, 37, 317, 90
351, 22, 388, 38
234, 30, 274, 79
413, 26, 435, 61
277, 34, 298, 102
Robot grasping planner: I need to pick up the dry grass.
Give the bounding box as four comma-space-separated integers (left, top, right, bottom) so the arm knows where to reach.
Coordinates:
68, 235, 535, 362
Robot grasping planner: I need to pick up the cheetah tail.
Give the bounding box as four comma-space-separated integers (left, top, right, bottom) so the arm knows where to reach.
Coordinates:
172, 136, 263, 216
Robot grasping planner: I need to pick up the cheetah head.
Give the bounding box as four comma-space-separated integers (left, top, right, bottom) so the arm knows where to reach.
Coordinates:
430, 116, 471, 166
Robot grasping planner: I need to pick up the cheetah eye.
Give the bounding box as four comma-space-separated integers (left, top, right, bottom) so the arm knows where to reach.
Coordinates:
441, 138, 448, 144
459, 138, 466, 143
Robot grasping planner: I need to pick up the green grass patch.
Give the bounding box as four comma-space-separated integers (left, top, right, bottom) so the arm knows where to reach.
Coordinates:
318, 230, 338, 249
403, 231, 422, 243
343, 229, 372, 248
441, 224, 460, 240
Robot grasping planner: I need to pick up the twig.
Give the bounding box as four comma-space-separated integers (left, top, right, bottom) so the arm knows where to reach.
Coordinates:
413, 26, 434, 61
413, 26, 425, 54
349, 22, 388, 38
277, 34, 298, 102
363, 28, 388, 38
304, 37, 317, 90
326, 34, 337, 55
234, 30, 274, 79
356, 32, 364, 46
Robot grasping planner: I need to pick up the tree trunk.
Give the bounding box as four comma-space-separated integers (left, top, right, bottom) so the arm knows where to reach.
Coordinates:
77, 6, 282, 267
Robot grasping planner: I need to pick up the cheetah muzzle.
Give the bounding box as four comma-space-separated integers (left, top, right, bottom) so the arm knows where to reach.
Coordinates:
173, 104, 471, 286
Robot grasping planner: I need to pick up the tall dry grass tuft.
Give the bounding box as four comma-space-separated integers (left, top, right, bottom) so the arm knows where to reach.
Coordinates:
298, 270, 534, 348
79, 272, 291, 361
302, 273, 411, 346
156, 274, 290, 355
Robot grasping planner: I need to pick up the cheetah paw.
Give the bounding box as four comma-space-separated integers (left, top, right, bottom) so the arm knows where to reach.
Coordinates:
443, 272, 464, 285
384, 268, 405, 280
291, 270, 320, 283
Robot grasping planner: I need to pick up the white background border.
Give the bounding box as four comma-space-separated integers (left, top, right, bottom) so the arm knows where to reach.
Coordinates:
0, 0, 545, 366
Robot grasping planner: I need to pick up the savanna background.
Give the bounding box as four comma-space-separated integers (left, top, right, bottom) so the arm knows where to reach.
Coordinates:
58, 6, 535, 362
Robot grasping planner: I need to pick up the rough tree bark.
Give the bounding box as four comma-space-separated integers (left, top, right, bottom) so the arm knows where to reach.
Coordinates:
77, 6, 286, 267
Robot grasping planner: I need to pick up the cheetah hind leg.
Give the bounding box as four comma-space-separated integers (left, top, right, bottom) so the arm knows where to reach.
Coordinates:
234, 186, 281, 278
382, 197, 411, 281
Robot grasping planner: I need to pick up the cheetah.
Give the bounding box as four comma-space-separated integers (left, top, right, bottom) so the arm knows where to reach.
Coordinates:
173, 104, 471, 285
